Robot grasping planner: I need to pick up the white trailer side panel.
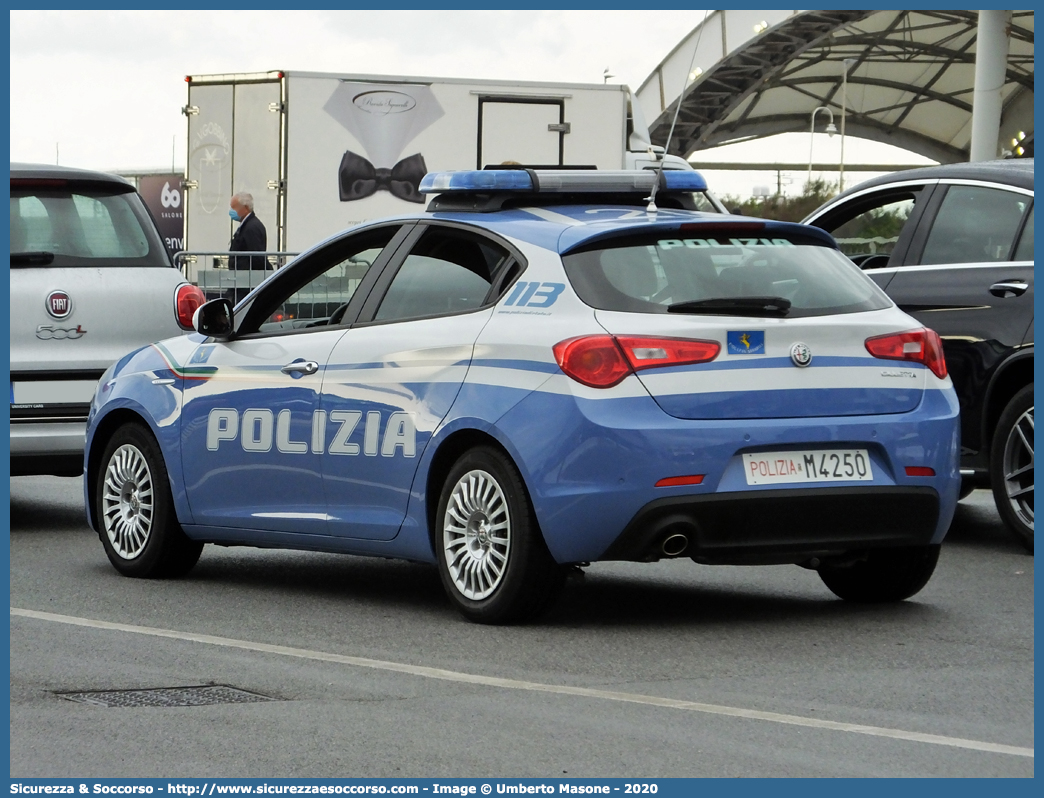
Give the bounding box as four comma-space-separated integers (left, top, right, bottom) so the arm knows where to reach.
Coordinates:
560, 88, 627, 168
283, 74, 632, 251
479, 101, 562, 167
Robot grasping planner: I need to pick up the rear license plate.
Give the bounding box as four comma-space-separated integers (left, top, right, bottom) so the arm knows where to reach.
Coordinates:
743, 449, 873, 485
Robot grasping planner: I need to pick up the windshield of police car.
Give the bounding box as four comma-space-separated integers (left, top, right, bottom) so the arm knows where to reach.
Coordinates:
561, 231, 892, 317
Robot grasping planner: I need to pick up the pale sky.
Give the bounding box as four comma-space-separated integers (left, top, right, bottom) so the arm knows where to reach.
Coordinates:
9, 9, 930, 199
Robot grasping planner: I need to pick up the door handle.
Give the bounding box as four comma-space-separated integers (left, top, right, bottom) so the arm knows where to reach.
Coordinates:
989, 281, 1029, 298
281, 360, 319, 375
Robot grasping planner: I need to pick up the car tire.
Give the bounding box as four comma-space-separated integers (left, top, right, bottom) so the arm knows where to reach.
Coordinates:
96, 423, 203, 578
818, 545, 940, 602
990, 384, 1034, 553
435, 446, 565, 624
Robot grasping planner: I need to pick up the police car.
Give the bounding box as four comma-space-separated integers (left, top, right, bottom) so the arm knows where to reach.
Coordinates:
84, 169, 960, 623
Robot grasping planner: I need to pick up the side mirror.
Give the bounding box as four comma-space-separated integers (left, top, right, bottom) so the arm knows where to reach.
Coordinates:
193, 298, 234, 338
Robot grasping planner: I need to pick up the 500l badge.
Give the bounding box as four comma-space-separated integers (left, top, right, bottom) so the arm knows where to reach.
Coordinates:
36, 324, 86, 340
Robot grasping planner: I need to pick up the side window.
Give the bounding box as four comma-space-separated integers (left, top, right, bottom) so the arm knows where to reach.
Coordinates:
260, 251, 376, 331
374, 227, 511, 323
920, 185, 1029, 265
829, 192, 919, 266
1013, 203, 1033, 262
690, 191, 722, 213
241, 227, 400, 334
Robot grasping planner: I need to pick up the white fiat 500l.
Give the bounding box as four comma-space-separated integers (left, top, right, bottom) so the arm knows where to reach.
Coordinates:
10, 163, 204, 476
84, 169, 960, 623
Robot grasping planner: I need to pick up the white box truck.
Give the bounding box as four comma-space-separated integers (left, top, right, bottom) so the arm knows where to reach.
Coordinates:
182, 70, 705, 256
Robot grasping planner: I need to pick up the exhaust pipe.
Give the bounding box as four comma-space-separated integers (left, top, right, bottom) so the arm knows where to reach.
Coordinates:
661, 533, 689, 557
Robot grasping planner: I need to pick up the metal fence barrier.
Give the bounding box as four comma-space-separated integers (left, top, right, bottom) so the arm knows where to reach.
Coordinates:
173, 251, 300, 300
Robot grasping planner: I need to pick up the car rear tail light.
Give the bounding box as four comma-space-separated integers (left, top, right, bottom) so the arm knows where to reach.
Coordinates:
655, 474, 705, 487
553, 335, 720, 388
176, 284, 207, 330
616, 336, 721, 371
864, 328, 947, 379
553, 336, 632, 388
905, 466, 936, 477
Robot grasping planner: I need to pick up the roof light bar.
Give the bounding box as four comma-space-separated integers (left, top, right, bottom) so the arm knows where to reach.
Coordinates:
419, 170, 534, 193
661, 171, 707, 191
419, 169, 708, 195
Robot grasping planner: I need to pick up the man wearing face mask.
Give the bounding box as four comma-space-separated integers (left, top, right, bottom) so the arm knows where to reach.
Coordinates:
228, 192, 268, 272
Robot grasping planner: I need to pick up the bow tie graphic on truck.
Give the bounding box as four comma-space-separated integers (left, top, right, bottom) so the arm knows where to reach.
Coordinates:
338, 151, 427, 203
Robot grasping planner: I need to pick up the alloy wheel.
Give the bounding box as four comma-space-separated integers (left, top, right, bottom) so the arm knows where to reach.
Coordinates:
442, 469, 511, 600
101, 444, 155, 560
1001, 404, 1034, 531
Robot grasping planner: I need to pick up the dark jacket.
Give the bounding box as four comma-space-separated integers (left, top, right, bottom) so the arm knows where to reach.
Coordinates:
229, 213, 268, 271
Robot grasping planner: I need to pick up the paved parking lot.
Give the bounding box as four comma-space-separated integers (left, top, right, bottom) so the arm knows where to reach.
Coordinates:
9, 475, 1034, 777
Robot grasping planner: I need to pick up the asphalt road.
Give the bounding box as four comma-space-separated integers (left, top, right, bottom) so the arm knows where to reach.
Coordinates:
9, 475, 1034, 778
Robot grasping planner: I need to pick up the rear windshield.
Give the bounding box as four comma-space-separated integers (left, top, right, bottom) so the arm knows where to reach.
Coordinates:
561, 231, 892, 318
10, 186, 171, 267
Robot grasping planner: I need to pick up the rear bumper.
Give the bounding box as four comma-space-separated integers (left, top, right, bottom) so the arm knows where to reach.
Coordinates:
602, 486, 939, 565
492, 381, 960, 564
10, 421, 86, 476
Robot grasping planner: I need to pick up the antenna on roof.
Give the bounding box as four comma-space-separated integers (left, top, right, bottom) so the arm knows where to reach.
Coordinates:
646, 8, 712, 214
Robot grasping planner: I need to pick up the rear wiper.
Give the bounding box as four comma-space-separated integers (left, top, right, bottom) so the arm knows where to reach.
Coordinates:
668, 296, 792, 316
11, 251, 55, 266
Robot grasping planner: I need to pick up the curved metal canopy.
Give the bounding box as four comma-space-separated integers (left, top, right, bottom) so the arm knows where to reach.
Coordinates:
635, 9, 1034, 163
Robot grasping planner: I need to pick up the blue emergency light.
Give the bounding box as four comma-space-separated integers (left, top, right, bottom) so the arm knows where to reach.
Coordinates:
420, 170, 535, 193
419, 169, 708, 194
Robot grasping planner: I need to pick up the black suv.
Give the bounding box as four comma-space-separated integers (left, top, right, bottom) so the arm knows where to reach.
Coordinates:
804, 159, 1033, 552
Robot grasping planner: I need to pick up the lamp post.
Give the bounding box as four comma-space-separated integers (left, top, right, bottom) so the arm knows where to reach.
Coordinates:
808, 106, 837, 187
839, 59, 855, 191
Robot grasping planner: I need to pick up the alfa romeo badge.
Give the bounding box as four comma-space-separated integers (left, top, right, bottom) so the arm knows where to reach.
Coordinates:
790, 342, 812, 367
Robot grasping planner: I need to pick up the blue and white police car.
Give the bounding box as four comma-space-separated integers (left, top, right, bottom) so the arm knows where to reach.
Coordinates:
84, 169, 960, 623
